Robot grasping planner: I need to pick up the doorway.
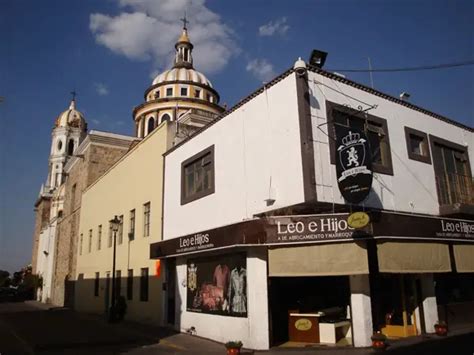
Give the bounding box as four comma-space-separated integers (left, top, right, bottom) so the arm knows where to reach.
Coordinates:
104, 272, 110, 315
379, 275, 419, 338
269, 276, 352, 346
166, 258, 176, 325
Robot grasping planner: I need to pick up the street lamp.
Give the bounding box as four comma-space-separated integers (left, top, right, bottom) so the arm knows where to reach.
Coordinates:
108, 215, 121, 323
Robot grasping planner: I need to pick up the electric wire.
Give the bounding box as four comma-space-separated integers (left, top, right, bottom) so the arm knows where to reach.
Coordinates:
327, 60, 474, 73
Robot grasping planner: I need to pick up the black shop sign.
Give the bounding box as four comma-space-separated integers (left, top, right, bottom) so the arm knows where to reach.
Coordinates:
335, 125, 373, 203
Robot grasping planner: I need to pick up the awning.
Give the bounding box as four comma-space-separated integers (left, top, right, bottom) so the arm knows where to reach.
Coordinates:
453, 243, 474, 273
268, 241, 369, 276
377, 241, 451, 273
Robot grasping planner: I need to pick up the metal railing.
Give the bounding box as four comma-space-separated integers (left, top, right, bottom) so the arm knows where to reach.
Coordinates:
436, 172, 474, 205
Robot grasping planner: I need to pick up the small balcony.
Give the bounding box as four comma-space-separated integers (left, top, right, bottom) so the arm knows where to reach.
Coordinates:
436, 172, 474, 216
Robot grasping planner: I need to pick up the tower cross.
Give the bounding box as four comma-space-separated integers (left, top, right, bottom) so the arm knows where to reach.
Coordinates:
180, 13, 189, 30
70, 90, 77, 101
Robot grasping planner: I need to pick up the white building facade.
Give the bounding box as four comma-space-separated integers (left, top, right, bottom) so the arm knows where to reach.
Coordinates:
154, 61, 473, 349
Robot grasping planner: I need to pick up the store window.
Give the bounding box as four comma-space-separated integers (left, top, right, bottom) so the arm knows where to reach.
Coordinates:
327, 101, 393, 175
140, 267, 149, 302
181, 145, 215, 205
404, 127, 431, 164
186, 253, 247, 317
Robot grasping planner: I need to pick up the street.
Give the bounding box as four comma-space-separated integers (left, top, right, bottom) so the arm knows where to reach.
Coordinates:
0, 302, 473, 355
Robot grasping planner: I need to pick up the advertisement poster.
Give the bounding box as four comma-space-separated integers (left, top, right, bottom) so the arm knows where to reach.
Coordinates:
186, 253, 247, 317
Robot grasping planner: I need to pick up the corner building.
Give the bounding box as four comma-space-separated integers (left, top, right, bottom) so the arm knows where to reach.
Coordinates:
154, 60, 474, 349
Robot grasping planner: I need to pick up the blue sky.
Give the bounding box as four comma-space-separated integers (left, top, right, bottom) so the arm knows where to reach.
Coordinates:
0, 0, 473, 273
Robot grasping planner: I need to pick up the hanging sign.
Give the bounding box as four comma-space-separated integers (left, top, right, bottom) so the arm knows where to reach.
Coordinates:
348, 212, 371, 229
335, 125, 373, 203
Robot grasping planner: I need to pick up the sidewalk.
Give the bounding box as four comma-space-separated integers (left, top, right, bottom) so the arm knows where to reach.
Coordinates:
1, 301, 473, 355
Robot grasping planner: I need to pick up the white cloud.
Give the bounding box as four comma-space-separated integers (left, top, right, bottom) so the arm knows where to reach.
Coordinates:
89, 0, 239, 75
258, 17, 290, 37
246, 58, 276, 82
94, 83, 109, 96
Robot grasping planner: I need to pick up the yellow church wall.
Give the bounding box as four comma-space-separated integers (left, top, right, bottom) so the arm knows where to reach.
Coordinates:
75, 121, 171, 325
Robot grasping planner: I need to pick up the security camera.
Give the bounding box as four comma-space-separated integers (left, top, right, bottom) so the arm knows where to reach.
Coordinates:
293, 57, 307, 77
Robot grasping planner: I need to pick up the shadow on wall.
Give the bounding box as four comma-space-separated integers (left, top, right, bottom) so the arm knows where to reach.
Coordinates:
73, 274, 165, 325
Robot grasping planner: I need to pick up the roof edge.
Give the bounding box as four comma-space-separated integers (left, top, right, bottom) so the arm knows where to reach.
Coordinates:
308, 65, 473, 132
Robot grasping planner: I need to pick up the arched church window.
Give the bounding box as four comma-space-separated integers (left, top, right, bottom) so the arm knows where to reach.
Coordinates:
57, 139, 63, 151
68, 140, 75, 155
161, 114, 171, 124
147, 117, 155, 134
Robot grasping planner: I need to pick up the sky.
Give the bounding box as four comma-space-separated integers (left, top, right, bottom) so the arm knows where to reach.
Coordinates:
0, 0, 473, 273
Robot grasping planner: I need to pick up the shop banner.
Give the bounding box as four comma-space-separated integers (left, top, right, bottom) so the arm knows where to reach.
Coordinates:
150, 219, 265, 258
150, 212, 473, 258
334, 125, 373, 203
266, 213, 370, 244
371, 212, 474, 241
186, 253, 247, 317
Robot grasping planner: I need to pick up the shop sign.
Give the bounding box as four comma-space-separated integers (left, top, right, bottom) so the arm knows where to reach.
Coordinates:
266, 213, 370, 244
348, 212, 370, 229
371, 212, 474, 241
186, 253, 247, 318
149, 220, 265, 258
335, 125, 373, 203
295, 318, 312, 331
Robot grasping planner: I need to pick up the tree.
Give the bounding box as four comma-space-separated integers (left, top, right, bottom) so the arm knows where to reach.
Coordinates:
0, 270, 10, 287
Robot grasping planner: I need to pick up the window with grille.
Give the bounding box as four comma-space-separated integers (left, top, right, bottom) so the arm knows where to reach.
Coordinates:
327, 101, 393, 175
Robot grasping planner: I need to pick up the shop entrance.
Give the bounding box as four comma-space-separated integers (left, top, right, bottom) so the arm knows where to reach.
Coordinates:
269, 276, 352, 347
376, 274, 419, 338
166, 258, 176, 325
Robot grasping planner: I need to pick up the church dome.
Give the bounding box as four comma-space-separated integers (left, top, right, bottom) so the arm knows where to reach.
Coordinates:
55, 99, 87, 130
152, 67, 213, 87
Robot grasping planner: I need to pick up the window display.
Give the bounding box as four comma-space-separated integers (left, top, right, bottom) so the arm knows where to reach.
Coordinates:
186, 253, 247, 317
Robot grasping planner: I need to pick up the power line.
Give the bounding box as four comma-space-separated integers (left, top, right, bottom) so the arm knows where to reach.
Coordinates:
328, 60, 474, 73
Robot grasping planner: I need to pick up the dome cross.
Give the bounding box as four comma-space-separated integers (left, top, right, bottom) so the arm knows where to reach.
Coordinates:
180, 13, 189, 30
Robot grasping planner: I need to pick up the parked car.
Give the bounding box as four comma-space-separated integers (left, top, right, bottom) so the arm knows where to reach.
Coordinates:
0, 287, 19, 302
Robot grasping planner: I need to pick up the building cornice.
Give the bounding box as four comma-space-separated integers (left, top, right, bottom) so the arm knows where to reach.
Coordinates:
133, 97, 224, 118
143, 80, 221, 103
